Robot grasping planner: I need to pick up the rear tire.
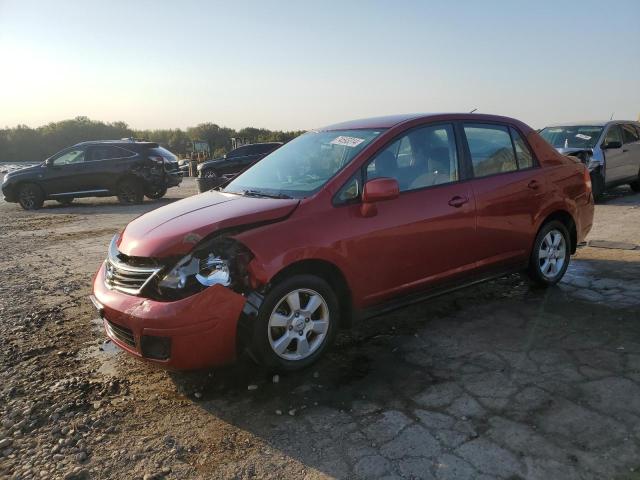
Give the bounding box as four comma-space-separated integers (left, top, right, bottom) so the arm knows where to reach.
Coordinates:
527, 220, 571, 287
144, 185, 167, 200
18, 183, 44, 210
249, 274, 339, 371
116, 178, 144, 204
590, 171, 605, 201
56, 198, 74, 206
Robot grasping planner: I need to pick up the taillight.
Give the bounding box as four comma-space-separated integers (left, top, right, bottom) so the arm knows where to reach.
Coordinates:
583, 166, 592, 194
149, 155, 165, 164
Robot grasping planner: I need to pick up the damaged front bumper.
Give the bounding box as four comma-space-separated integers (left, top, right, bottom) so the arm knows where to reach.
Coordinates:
91, 262, 246, 370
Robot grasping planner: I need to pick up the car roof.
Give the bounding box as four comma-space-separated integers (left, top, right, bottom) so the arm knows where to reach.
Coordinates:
317, 113, 530, 131
542, 120, 640, 128
72, 140, 159, 148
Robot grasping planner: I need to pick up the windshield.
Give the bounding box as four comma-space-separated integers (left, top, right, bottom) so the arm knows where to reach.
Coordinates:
224, 129, 383, 198
539, 126, 603, 149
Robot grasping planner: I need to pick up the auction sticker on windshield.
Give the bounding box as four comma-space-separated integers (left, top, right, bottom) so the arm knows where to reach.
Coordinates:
330, 136, 365, 147
575, 134, 592, 140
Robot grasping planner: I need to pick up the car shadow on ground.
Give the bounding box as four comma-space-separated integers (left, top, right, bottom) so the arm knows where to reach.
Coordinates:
165, 259, 640, 478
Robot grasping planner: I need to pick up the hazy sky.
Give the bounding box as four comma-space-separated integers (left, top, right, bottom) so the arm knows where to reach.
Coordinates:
1, 0, 639, 131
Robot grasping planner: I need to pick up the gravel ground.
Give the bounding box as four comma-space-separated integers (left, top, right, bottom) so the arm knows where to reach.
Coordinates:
1, 179, 639, 480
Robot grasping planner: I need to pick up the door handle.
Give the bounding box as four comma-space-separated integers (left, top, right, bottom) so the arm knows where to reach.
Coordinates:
448, 195, 469, 208
527, 180, 540, 190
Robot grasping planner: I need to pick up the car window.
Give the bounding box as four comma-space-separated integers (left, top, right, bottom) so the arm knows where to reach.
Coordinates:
149, 147, 177, 161
366, 124, 458, 192
88, 146, 133, 161
464, 124, 518, 177
510, 127, 534, 169
604, 125, 623, 146
52, 149, 85, 166
335, 174, 361, 204
229, 146, 248, 157
622, 124, 640, 144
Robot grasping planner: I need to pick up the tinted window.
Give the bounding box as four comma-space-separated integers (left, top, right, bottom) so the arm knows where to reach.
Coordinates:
604, 125, 623, 146
510, 127, 534, 169
253, 144, 278, 154
52, 149, 84, 166
366, 124, 458, 192
622, 124, 639, 144
464, 124, 517, 177
229, 146, 249, 157
149, 147, 177, 161
88, 146, 132, 161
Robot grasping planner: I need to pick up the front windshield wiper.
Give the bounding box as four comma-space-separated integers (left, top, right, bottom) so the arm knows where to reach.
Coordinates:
241, 189, 293, 199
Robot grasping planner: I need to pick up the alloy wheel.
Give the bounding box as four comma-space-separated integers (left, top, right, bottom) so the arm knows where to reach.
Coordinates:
267, 288, 330, 361
538, 229, 566, 280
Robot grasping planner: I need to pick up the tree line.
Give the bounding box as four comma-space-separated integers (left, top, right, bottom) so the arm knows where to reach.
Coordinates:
0, 116, 305, 162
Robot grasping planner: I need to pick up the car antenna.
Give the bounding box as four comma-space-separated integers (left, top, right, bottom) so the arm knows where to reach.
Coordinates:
610, 112, 614, 120
469, 108, 478, 113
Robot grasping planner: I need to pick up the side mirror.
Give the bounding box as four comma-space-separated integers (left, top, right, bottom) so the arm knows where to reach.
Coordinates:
360, 177, 399, 217
44, 159, 52, 166
602, 140, 622, 150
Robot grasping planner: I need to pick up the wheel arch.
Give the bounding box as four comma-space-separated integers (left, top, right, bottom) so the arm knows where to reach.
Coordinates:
268, 259, 353, 328
538, 210, 577, 254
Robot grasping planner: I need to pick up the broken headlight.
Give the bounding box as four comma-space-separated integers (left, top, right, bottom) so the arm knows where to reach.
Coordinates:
157, 237, 251, 298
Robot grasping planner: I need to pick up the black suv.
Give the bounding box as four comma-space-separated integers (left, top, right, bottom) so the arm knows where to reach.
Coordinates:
196, 142, 281, 192
2, 140, 182, 210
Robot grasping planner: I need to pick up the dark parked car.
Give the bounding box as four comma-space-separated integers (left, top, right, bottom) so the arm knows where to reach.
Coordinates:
2, 140, 182, 210
539, 121, 640, 199
196, 142, 282, 192
91, 113, 593, 371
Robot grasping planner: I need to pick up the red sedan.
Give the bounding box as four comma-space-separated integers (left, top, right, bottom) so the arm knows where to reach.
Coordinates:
91, 113, 594, 371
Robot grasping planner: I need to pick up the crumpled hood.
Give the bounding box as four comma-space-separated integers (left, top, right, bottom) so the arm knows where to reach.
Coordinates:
118, 190, 299, 258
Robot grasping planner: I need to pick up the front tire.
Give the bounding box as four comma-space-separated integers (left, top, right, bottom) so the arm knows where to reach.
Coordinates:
249, 274, 339, 371
144, 185, 167, 200
116, 178, 144, 204
527, 221, 571, 287
18, 183, 44, 210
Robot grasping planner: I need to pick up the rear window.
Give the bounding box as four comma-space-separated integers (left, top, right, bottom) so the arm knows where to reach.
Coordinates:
149, 147, 177, 161
622, 124, 640, 144
464, 124, 518, 177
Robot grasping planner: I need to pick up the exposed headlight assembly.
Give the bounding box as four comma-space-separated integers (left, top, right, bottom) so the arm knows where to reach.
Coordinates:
157, 237, 252, 299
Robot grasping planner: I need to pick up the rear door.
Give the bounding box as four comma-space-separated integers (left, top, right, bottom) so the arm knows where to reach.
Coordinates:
620, 124, 640, 180
601, 124, 626, 183
462, 122, 547, 271
41, 147, 88, 195
84, 145, 138, 191
339, 123, 478, 305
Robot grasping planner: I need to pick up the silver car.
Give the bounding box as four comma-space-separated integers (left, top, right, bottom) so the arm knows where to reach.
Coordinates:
539, 121, 640, 199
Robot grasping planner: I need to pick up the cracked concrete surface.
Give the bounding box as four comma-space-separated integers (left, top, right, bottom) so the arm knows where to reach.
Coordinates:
1, 180, 639, 479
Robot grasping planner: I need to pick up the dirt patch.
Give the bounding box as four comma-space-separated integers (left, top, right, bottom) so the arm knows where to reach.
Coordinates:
1, 180, 640, 480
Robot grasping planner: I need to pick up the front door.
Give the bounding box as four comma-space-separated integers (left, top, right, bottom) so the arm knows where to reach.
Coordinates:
601, 124, 626, 183
339, 122, 478, 306
41, 147, 88, 196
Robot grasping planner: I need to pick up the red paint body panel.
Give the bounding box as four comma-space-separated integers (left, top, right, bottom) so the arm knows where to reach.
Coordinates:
118, 190, 298, 258
92, 262, 246, 370
92, 113, 594, 370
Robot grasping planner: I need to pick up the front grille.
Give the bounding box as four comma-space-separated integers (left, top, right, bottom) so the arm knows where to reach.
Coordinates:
104, 259, 160, 295
104, 235, 161, 295
105, 319, 135, 347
